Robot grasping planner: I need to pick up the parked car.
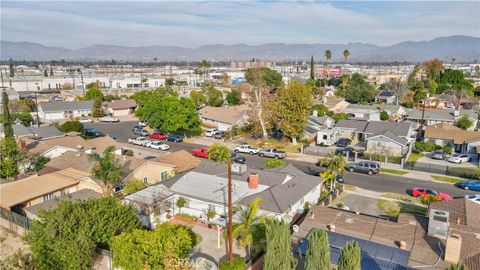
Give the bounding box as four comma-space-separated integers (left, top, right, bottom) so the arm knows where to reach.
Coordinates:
259, 149, 287, 159
431, 150, 446, 160
128, 137, 151, 146
411, 188, 452, 201
336, 174, 345, 183
84, 128, 103, 137
192, 147, 209, 158
79, 118, 93, 123
205, 128, 219, 137
99, 116, 120, 123
166, 134, 183, 143
50, 95, 63, 101
133, 129, 149, 137
234, 145, 261, 155
335, 147, 354, 157
447, 153, 471, 164
335, 138, 352, 147
150, 132, 167, 140
139, 120, 148, 127
214, 131, 226, 140
146, 141, 170, 150
230, 152, 246, 164
347, 161, 380, 175
455, 180, 480, 191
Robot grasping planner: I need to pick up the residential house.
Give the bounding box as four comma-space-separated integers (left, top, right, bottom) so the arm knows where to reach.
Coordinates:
102, 99, 137, 116
87, 136, 124, 155
334, 119, 369, 142
340, 104, 381, 121
0, 168, 101, 211
363, 121, 414, 157
375, 91, 397, 104
322, 97, 350, 113
198, 105, 249, 131
303, 112, 335, 141
26, 133, 95, 158
405, 108, 478, 131
424, 123, 480, 160
38, 100, 94, 121
383, 104, 407, 120
421, 94, 478, 110
0, 124, 64, 140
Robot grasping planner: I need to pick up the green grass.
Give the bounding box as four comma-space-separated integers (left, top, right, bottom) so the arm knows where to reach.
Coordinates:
377, 199, 427, 217
380, 168, 409, 176
408, 152, 424, 163
431, 175, 463, 184
343, 184, 358, 192
175, 213, 198, 221
382, 193, 420, 204
399, 203, 427, 216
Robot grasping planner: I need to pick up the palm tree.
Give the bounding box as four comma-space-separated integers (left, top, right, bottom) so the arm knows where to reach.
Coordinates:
320, 152, 347, 190
230, 198, 265, 257
325, 50, 332, 64
343, 49, 350, 64
88, 146, 124, 196
207, 143, 230, 162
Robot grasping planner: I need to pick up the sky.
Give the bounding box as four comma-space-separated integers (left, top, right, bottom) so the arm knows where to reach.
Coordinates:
1, 1, 479, 49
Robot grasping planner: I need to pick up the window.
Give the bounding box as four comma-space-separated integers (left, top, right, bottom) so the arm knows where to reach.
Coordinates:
143, 177, 148, 184
323, 135, 327, 140
43, 193, 54, 202
160, 171, 168, 180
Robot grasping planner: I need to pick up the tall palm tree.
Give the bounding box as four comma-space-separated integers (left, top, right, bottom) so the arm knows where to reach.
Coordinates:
320, 152, 347, 190
207, 143, 230, 162
325, 50, 332, 64
229, 198, 265, 257
343, 49, 350, 64
88, 146, 124, 196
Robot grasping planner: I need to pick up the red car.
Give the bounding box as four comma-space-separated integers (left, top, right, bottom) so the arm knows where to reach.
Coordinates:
191, 147, 209, 158
150, 132, 167, 140
411, 188, 453, 201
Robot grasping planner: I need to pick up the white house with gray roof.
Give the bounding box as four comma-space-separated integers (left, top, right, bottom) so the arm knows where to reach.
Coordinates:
38, 100, 94, 121
405, 108, 478, 131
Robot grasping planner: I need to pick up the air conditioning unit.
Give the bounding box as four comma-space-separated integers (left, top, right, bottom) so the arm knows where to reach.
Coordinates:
428, 209, 449, 239
231, 163, 247, 175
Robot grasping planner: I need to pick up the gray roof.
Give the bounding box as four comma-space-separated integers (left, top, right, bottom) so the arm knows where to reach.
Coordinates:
406, 108, 477, 121
30, 126, 64, 140
335, 119, 368, 132
39, 100, 94, 112
342, 104, 380, 113
366, 129, 408, 145
23, 189, 101, 217
364, 121, 412, 137
0, 124, 34, 137
305, 115, 333, 136
383, 104, 404, 113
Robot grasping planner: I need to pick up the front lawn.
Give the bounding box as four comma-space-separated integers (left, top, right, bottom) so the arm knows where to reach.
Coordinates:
431, 175, 463, 184
377, 199, 427, 217
248, 138, 301, 153
407, 152, 424, 163
380, 168, 409, 176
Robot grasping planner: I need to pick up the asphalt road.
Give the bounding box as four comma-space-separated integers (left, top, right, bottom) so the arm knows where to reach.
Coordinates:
86, 121, 476, 198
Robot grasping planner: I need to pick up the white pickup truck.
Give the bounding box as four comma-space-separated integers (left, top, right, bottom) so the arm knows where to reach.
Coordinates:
128, 137, 151, 146
234, 145, 261, 155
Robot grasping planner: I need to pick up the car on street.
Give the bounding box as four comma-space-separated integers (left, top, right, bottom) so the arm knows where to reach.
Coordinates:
230, 152, 246, 164
139, 120, 148, 127
234, 145, 261, 155
347, 161, 379, 175
411, 188, 452, 201
214, 131, 226, 140
455, 180, 480, 191
192, 147, 209, 158
259, 148, 287, 159
335, 138, 352, 147
431, 150, 446, 160
447, 153, 470, 164
146, 141, 170, 150
99, 116, 120, 123
166, 134, 183, 143
336, 174, 345, 183
128, 137, 151, 146
84, 128, 103, 137
79, 118, 94, 123
133, 129, 149, 137
205, 128, 219, 137
150, 132, 167, 140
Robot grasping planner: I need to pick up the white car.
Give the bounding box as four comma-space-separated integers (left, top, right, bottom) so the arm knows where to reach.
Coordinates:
447, 153, 471, 164
205, 128, 219, 137
147, 141, 170, 150
234, 145, 261, 155
99, 116, 120, 123
128, 137, 151, 146
139, 120, 148, 127
79, 118, 93, 123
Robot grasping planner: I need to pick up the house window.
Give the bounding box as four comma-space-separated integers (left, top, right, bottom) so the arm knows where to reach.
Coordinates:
160, 171, 168, 180
143, 177, 148, 184
43, 193, 54, 202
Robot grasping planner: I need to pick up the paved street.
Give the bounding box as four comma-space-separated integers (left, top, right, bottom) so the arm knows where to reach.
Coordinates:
86, 121, 476, 198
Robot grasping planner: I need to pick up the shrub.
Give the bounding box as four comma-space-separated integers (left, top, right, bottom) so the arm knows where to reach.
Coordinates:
380, 111, 389, 121
455, 115, 473, 130
265, 158, 286, 168
124, 149, 134, 156
219, 258, 246, 270
122, 179, 146, 195
59, 120, 84, 133
175, 213, 198, 221
415, 141, 441, 152
442, 144, 452, 154
420, 195, 442, 206
363, 153, 402, 164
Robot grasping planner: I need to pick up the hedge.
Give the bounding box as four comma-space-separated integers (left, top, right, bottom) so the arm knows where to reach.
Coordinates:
265, 158, 286, 168
363, 153, 402, 164
415, 141, 441, 152
175, 213, 198, 221
448, 167, 480, 180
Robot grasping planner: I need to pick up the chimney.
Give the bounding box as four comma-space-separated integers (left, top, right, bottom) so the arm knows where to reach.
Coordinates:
398, 241, 407, 250
444, 233, 462, 264
248, 173, 259, 189
328, 224, 336, 232
312, 110, 318, 117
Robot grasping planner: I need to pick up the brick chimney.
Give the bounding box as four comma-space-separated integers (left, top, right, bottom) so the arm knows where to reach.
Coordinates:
248, 173, 259, 189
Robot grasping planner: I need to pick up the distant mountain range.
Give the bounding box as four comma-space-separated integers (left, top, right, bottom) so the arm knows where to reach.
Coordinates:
1, 35, 479, 62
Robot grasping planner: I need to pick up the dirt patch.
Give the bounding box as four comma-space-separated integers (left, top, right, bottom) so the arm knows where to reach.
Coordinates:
0, 228, 29, 260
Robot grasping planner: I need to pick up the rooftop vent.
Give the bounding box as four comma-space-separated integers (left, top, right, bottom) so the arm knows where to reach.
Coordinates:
428, 209, 449, 239
231, 163, 247, 175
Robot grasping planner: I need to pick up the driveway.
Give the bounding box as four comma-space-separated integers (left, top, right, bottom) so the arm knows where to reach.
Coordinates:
418, 153, 478, 168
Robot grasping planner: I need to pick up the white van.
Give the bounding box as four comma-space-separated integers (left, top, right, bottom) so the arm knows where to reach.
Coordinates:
205, 128, 219, 137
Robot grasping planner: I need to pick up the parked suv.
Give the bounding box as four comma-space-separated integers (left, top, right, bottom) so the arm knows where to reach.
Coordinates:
335, 138, 352, 147
347, 161, 380, 175
431, 150, 446, 160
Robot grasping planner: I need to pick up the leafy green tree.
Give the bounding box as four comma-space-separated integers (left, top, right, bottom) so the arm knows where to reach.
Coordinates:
265, 158, 285, 168
311, 104, 330, 116
1, 112, 34, 127
423, 59, 443, 80
176, 197, 187, 213
83, 86, 104, 101
264, 219, 297, 270
122, 179, 146, 195
305, 229, 330, 270
325, 50, 332, 64
204, 85, 224, 107
27, 197, 141, 270
88, 146, 124, 195
207, 143, 230, 162
9, 58, 14, 77
344, 73, 377, 103
320, 152, 347, 190
443, 144, 453, 155
190, 90, 207, 108
111, 223, 195, 270
31, 155, 51, 172
338, 241, 361, 270
229, 198, 265, 256
380, 111, 389, 121
333, 113, 349, 122
226, 90, 242, 105
92, 99, 105, 118
0, 249, 34, 270
455, 115, 473, 130
343, 49, 350, 63
140, 96, 201, 134
245, 67, 283, 92
132, 87, 178, 118
0, 138, 25, 179
310, 55, 315, 80
273, 82, 312, 144
59, 120, 84, 133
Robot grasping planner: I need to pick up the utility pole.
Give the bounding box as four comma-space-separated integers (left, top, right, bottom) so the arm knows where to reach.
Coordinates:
34, 92, 40, 127
227, 157, 233, 265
